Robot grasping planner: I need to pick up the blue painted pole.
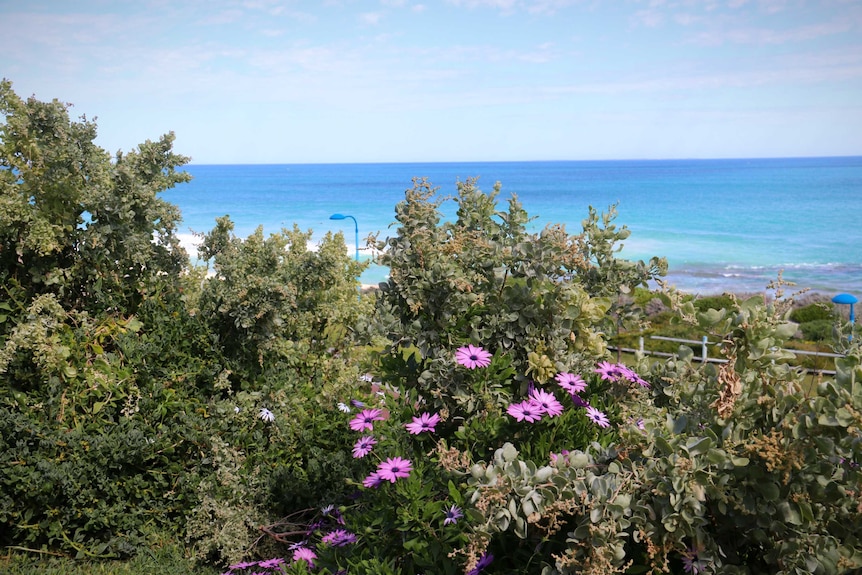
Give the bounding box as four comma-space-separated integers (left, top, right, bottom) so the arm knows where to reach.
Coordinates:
330, 213, 361, 299
832, 293, 858, 341
329, 213, 359, 262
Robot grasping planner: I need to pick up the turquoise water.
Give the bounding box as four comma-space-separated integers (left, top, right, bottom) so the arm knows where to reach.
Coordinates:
162, 157, 862, 295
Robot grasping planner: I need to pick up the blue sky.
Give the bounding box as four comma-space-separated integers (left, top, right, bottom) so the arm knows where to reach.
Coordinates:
3, 0, 861, 163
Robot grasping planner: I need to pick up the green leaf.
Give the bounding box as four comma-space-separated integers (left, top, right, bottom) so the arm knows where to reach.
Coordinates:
501, 442, 518, 462
774, 321, 799, 339
654, 436, 673, 455
447, 480, 463, 505
757, 481, 780, 501
569, 453, 590, 468
672, 414, 688, 434
697, 308, 726, 328
777, 501, 802, 525
685, 436, 712, 457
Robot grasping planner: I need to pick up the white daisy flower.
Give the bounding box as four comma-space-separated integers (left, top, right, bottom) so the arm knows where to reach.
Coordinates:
258, 407, 275, 422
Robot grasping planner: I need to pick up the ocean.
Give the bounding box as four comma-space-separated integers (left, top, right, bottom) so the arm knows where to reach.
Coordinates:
162, 157, 862, 296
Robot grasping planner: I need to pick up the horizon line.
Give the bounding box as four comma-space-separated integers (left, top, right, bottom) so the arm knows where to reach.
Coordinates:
184, 154, 862, 167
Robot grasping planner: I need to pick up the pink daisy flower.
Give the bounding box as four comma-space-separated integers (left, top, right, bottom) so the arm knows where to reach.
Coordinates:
507, 400, 543, 423
258, 557, 284, 569
595, 361, 625, 382
362, 470, 384, 488
349, 408, 384, 432
352, 435, 377, 458
619, 365, 651, 388
455, 345, 492, 369
321, 529, 357, 547
405, 412, 441, 434
555, 372, 587, 394
585, 406, 611, 428
292, 546, 316, 567
377, 457, 413, 482
529, 388, 564, 417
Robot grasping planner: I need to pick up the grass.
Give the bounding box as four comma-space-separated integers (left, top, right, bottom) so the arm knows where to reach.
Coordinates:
0, 545, 220, 575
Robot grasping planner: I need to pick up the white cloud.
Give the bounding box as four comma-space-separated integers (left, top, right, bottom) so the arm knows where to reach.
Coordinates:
632, 8, 665, 27
689, 19, 856, 46
525, 0, 582, 14
445, 0, 519, 10
359, 11, 384, 24
673, 12, 701, 25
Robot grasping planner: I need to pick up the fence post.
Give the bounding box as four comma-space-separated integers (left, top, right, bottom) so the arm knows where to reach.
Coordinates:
639, 336, 644, 355
702, 336, 708, 363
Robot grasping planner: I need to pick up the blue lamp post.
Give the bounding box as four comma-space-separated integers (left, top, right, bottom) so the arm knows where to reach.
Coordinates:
832, 293, 858, 340
329, 213, 359, 262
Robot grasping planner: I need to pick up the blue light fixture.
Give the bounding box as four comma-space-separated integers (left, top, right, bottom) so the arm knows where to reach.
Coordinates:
832, 293, 858, 340
329, 213, 359, 263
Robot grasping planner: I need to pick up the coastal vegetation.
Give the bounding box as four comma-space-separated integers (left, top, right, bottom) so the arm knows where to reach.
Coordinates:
2, 81, 861, 575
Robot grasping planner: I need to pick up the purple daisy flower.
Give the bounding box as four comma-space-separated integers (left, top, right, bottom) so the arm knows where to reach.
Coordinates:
569, 393, 589, 408
363, 470, 384, 488
595, 360, 625, 382
681, 546, 709, 574
377, 457, 413, 482
405, 412, 441, 434
467, 552, 494, 575
292, 547, 316, 567
619, 365, 651, 388
529, 388, 565, 417
455, 345, 492, 369
507, 400, 543, 423
443, 504, 463, 525
321, 529, 357, 547
349, 408, 384, 432
258, 557, 284, 569
555, 372, 587, 394
352, 435, 377, 458
585, 406, 611, 428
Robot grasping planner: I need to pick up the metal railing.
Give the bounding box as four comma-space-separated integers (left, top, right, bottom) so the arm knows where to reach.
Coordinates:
609, 336, 843, 376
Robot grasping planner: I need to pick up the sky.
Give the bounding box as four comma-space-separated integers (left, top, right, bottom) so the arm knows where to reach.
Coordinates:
2, 0, 862, 164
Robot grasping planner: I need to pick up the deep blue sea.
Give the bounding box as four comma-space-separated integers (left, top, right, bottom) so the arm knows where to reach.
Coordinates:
162, 157, 862, 296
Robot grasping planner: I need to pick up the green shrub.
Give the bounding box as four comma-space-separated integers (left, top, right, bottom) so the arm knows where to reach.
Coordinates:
370, 178, 665, 441
454, 289, 862, 574
692, 294, 735, 313
0, 82, 371, 564
0, 544, 217, 575
799, 318, 835, 342
791, 302, 835, 324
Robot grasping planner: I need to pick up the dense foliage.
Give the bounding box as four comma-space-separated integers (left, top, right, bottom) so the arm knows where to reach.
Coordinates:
2, 81, 861, 575
0, 80, 368, 561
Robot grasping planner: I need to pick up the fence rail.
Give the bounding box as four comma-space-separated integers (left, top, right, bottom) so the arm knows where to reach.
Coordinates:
609, 335, 842, 376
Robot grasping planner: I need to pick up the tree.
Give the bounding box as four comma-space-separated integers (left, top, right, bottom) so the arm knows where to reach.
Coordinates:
0, 78, 190, 317
197, 217, 368, 381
